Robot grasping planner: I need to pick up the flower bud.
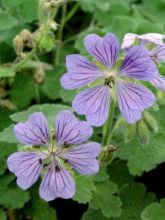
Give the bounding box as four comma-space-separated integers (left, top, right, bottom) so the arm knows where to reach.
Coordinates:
33, 67, 45, 84
99, 145, 118, 164
143, 112, 158, 133
20, 29, 34, 48
124, 123, 137, 143
137, 120, 150, 144
13, 35, 23, 56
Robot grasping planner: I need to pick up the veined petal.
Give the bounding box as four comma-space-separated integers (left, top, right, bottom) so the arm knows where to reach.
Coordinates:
120, 46, 158, 80
116, 80, 155, 123
121, 33, 165, 49
72, 85, 110, 127
60, 55, 104, 90
121, 33, 137, 49
151, 74, 165, 91
139, 33, 165, 45
84, 33, 120, 69
14, 112, 50, 146
61, 142, 100, 175
55, 110, 93, 146
7, 152, 47, 190
39, 161, 75, 201
150, 45, 165, 62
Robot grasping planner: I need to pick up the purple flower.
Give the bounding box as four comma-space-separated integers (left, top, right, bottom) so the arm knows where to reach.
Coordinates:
121, 33, 165, 91
61, 33, 157, 126
121, 33, 165, 50
7, 111, 100, 201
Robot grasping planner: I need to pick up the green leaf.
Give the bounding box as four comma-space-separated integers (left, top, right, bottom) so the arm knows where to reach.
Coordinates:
10, 103, 71, 127
0, 124, 17, 144
114, 183, 156, 220
90, 181, 122, 218
91, 168, 109, 182
0, 143, 17, 174
0, 12, 18, 31
115, 106, 165, 175
0, 187, 30, 209
73, 176, 95, 204
17, 0, 39, 23
10, 73, 36, 109
0, 209, 6, 220
0, 67, 15, 78
109, 160, 134, 188
41, 65, 64, 100
2, 0, 23, 8
141, 199, 165, 220
82, 209, 109, 220
26, 195, 57, 220
136, 20, 164, 34
0, 174, 15, 190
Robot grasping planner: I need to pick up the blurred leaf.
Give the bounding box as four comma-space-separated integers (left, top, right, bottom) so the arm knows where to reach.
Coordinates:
26, 196, 57, 220
2, 0, 23, 8
0, 209, 6, 220
41, 65, 64, 100
91, 168, 109, 182
0, 142, 17, 174
0, 174, 15, 190
109, 160, 134, 188
10, 73, 36, 109
0, 187, 30, 209
114, 183, 156, 220
0, 67, 15, 78
136, 20, 164, 34
17, 0, 39, 23
0, 124, 17, 144
10, 103, 71, 127
0, 11, 18, 31
115, 106, 165, 175
90, 181, 122, 218
141, 198, 165, 220
73, 176, 95, 204
82, 209, 108, 220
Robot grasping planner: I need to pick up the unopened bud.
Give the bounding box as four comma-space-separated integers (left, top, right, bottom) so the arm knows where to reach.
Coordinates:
143, 112, 158, 133
33, 67, 45, 84
124, 123, 137, 143
13, 35, 23, 56
20, 29, 34, 48
137, 120, 150, 144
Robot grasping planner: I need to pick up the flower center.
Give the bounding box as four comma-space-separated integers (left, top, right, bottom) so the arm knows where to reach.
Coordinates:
104, 75, 115, 88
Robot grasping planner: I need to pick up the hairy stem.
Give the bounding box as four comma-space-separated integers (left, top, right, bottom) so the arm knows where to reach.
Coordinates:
55, 1, 67, 65
102, 100, 116, 146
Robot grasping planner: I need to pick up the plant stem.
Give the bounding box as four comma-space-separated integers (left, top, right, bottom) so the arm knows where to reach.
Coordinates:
102, 100, 116, 146
55, 1, 67, 65
64, 2, 79, 24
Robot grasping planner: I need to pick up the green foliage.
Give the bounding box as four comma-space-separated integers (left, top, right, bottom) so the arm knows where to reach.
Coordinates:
0, 0, 165, 219
114, 183, 156, 220
141, 199, 165, 220
90, 181, 122, 218
73, 176, 95, 204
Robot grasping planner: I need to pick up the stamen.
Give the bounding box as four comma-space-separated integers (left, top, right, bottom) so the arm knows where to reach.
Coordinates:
104, 76, 115, 88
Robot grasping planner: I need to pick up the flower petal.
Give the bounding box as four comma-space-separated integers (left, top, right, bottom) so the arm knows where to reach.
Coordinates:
150, 45, 165, 62
121, 33, 137, 49
61, 142, 100, 175
60, 54, 104, 90
84, 33, 120, 69
121, 33, 165, 49
72, 86, 110, 127
7, 151, 46, 190
151, 74, 165, 91
14, 112, 50, 146
39, 161, 75, 201
55, 110, 93, 146
116, 80, 155, 123
120, 46, 158, 80
139, 33, 165, 45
